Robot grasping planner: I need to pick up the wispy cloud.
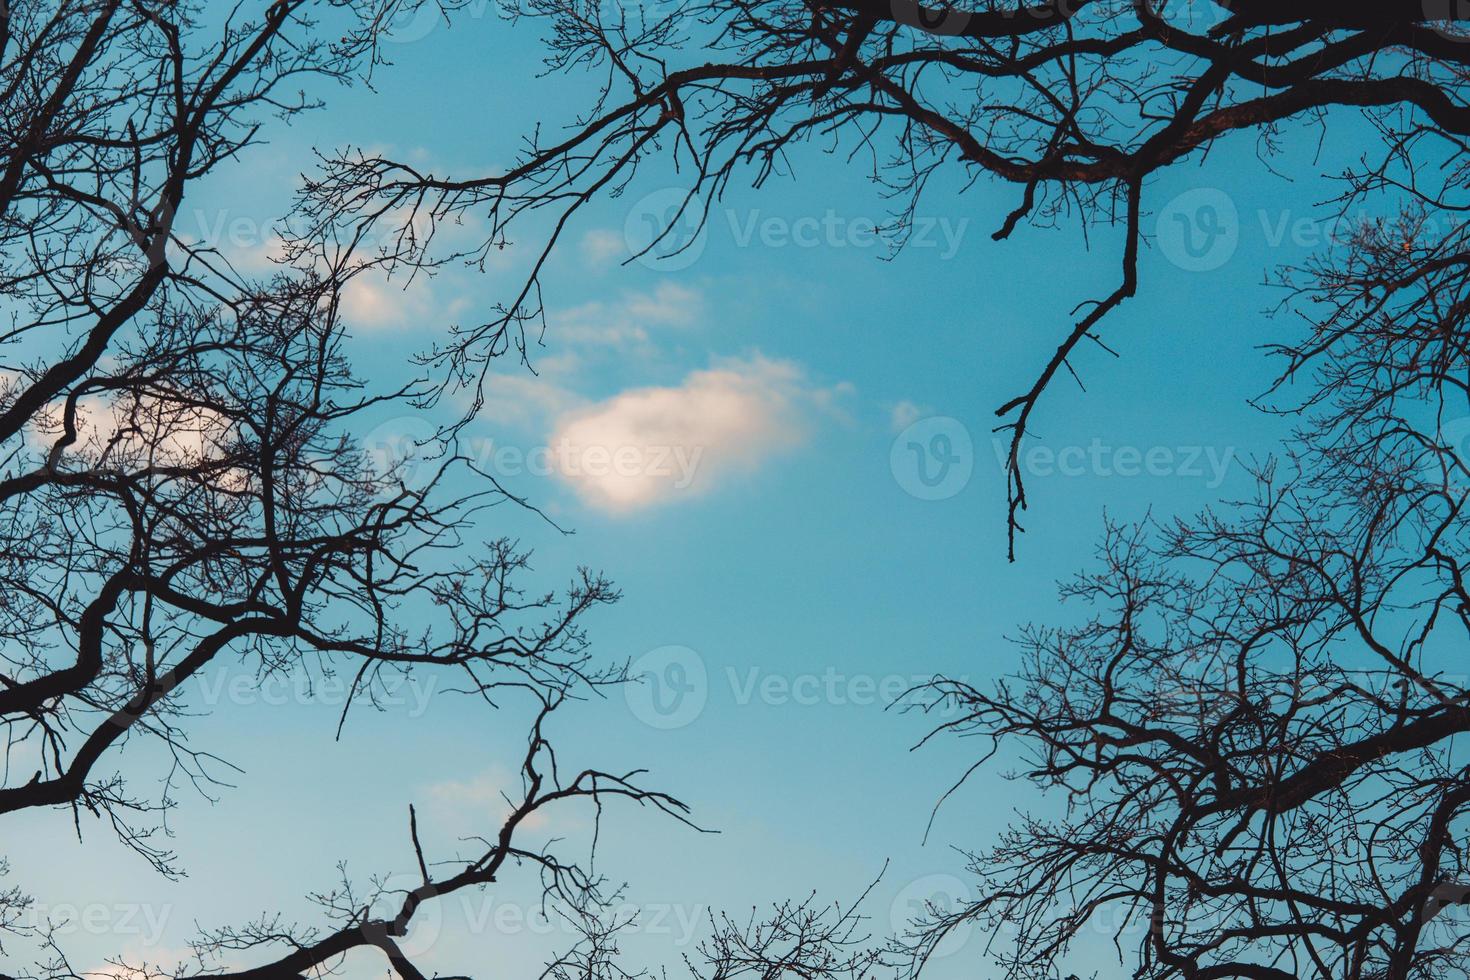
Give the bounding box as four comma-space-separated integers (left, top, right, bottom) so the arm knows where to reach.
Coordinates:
556, 282, 702, 348
474, 285, 706, 428
889, 400, 927, 432
425, 766, 548, 833
549, 354, 848, 514
580, 228, 626, 269
338, 269, 437, 330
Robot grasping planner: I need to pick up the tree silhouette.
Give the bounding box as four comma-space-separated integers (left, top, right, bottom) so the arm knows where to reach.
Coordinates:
304, 0, 1470, 556
0, 3, 877, 977
294, 2, 1470, 978
14, 1, 1470, 978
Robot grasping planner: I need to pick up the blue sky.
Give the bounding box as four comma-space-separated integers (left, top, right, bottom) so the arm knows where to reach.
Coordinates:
5, 7, 1400, 979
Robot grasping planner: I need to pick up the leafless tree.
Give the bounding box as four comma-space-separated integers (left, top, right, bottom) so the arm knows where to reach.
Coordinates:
895, 209, 1470, 978
19, 0, 1470, 977
298, 0, 1470, 555
0, 2, 884, 977
280, 2, 1470, 978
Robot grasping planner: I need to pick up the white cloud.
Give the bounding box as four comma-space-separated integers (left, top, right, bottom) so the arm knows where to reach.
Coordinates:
475, 371, 583, 429
889, 400, 926, 432
339, 269, 434, 330
472, 285, 707, 429
83, 948, 199, 980
426, 766, 547, 832
549, 355, 843, 513
623, 282, 700, 325
580, 228, 626, 269
32, 394, 235, 470
555, 282, 702, 348
217, 231, 291, 273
